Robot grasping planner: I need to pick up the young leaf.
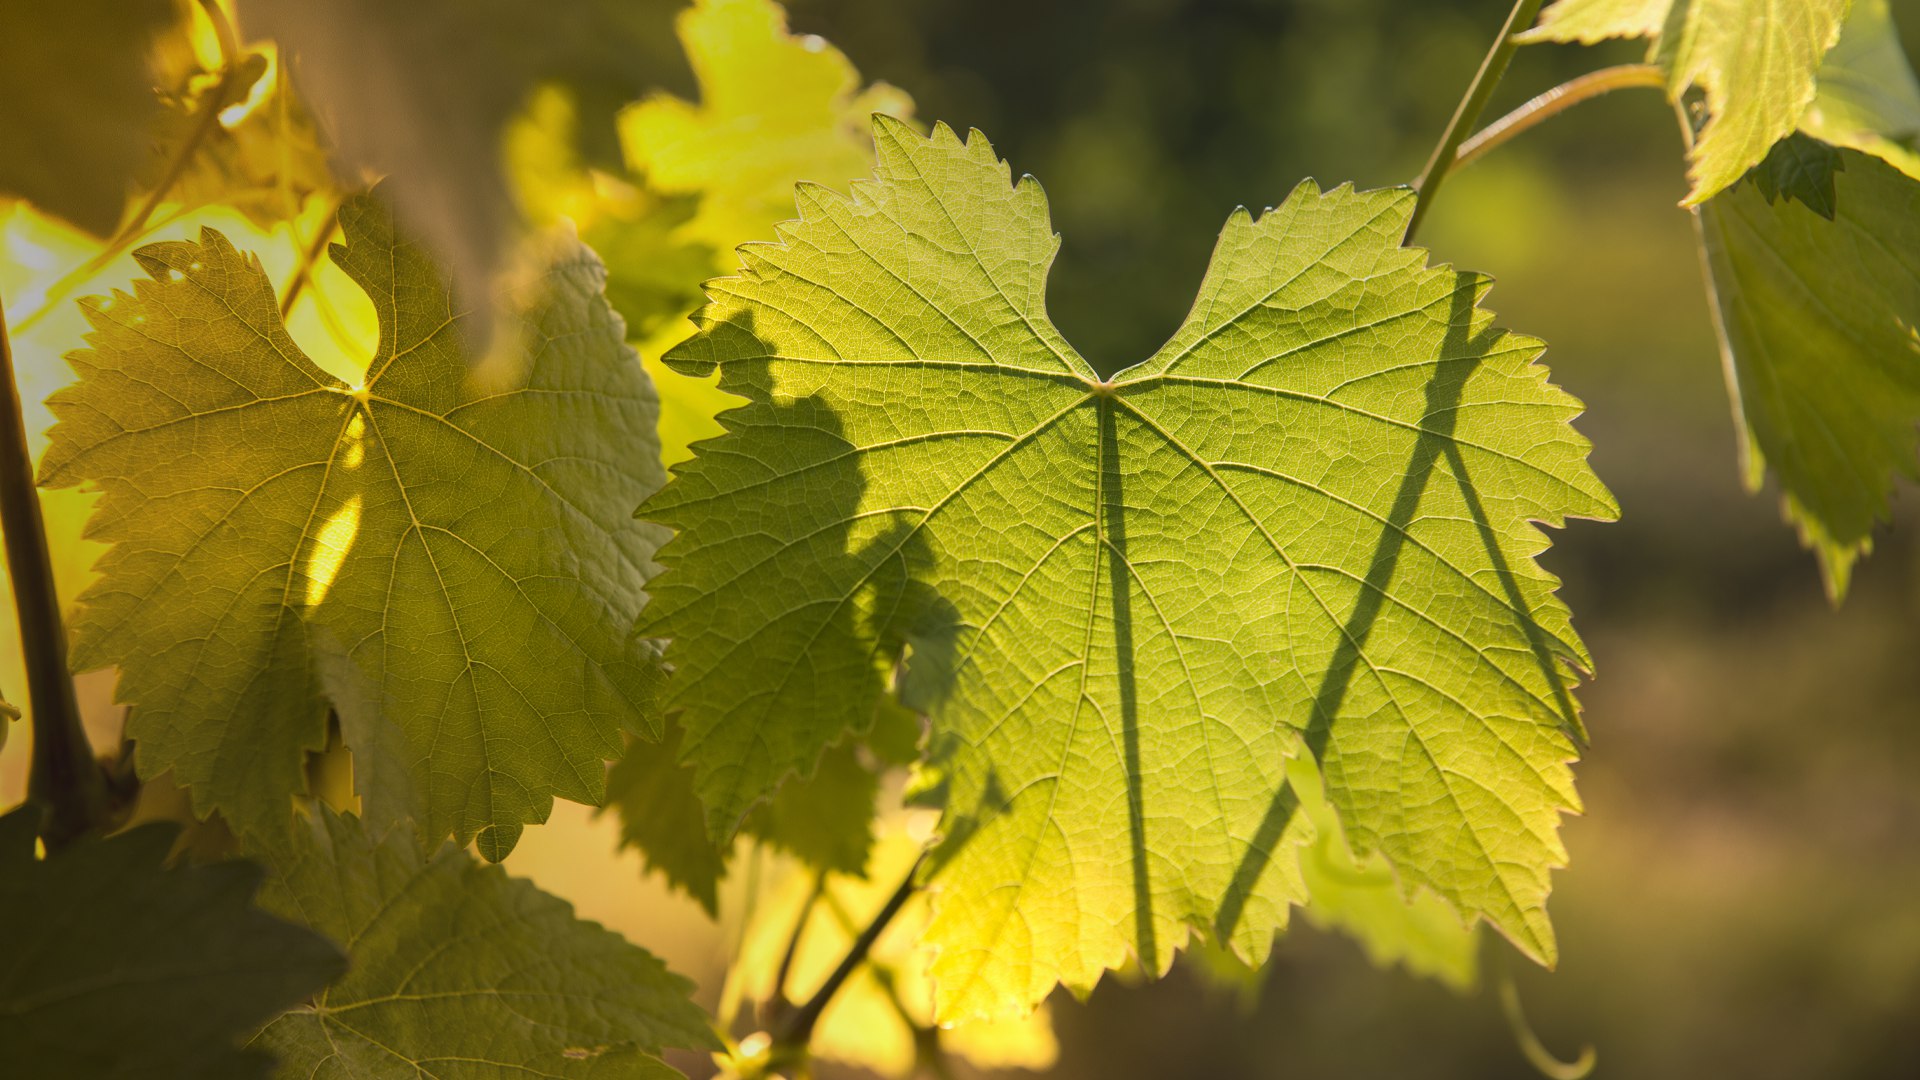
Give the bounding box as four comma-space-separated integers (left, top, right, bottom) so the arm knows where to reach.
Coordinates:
646, 119, 1615, 1020
619, 0, 916, 252
1800, 0, 1920, 181
0, 804, 345, 1079
250, 810, 717, 1078
38, 195, 669, 854
1695, 142, 1920, 597
1522, 0, 1850, 204
0, 0, 177, 235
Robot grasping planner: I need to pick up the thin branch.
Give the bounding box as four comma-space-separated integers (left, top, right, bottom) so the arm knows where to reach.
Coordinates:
281, 198, 342, 318
772, 851, 927, 1052
194, 0, 242, 67
0, 296, 105, 849
1408, 0, 1547, 241
1498, 959, 1596, 1079
1454, 64, 1667, 171
768, 872, 826, 1017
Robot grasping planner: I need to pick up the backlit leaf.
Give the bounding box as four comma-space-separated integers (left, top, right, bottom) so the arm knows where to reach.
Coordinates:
724, 828, 1059, 1077
1695, 142, 1920, 597
1523, 0, 1850, 204
645, 118, 1614, 1020
38, 195, 669, 853
1801, 0, 1920, 180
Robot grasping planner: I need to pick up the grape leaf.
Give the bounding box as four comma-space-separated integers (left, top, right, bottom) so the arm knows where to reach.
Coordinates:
723, 829, 1059, 1077
1801, 0, 1920, 181
0, 804, 344, 1079
249, 810, 717, 1079
605, 721, 878, 914
38, 194, 669, 854
0, 0, 177, 235
645, 118, 1615, 1019
1695, 142, 1920, 597
1522, 0, 1850, 204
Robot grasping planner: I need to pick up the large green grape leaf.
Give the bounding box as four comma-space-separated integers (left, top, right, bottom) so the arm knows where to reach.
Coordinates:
249, 810, 717, 1079
1522, 0, 1850, 204
1800, 0, 1920, 180
38, 194, 669, 854
644, 118, 1615, 1020
0, 804, 344, 1079
1696, 140, 1920, 597
0, 0, 176, 235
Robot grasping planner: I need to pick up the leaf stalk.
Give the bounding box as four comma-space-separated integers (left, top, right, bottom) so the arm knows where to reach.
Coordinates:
1454, 64, 1668, 172
0, 297, 106, 849
1408, 0, 1547, 241
771, 852, 926, 1055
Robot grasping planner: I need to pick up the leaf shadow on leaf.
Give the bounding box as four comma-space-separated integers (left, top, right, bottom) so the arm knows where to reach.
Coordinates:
659, 301, 962, 838
1097, 392, 1157, 972
1213, 280, 1582, 947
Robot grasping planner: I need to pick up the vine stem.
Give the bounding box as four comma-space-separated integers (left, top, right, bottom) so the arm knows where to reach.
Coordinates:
280, 198, 343, 318
1454, 64, 1668, 171
0, 297, 105, 849
1408, 0, 1547, 241
771, 851, 926, 1054
767, 872, 827, 1016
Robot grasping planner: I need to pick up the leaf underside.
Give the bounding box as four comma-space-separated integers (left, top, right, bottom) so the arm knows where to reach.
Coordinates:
1700, 142, 1920, 597
39, 195, 669, 854
644, 118, 1615, 1020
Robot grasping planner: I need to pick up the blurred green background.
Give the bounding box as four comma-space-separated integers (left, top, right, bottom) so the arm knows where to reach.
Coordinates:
759, 1, 1920, 1077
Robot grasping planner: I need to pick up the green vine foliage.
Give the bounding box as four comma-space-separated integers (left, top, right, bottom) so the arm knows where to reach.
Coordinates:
1, 0, 1919, 1076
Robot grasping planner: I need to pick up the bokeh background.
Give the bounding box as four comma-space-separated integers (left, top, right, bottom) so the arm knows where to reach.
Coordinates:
3, 2, 1918, 1077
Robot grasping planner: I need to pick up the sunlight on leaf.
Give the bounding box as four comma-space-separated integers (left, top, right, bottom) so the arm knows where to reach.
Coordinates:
646, 118, 1614, 1020
726, 826, 1059, 1076
1523, 0, 1850, 204
38, 196, 668, 853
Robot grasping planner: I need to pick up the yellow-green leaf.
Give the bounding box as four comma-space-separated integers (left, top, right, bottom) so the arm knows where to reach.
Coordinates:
1801, 0, 1920, 179
1696, 141, 1920, 596
645, 119, 1614, 1020
38, 195, 669, 853
1523, 0, 1851, 204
